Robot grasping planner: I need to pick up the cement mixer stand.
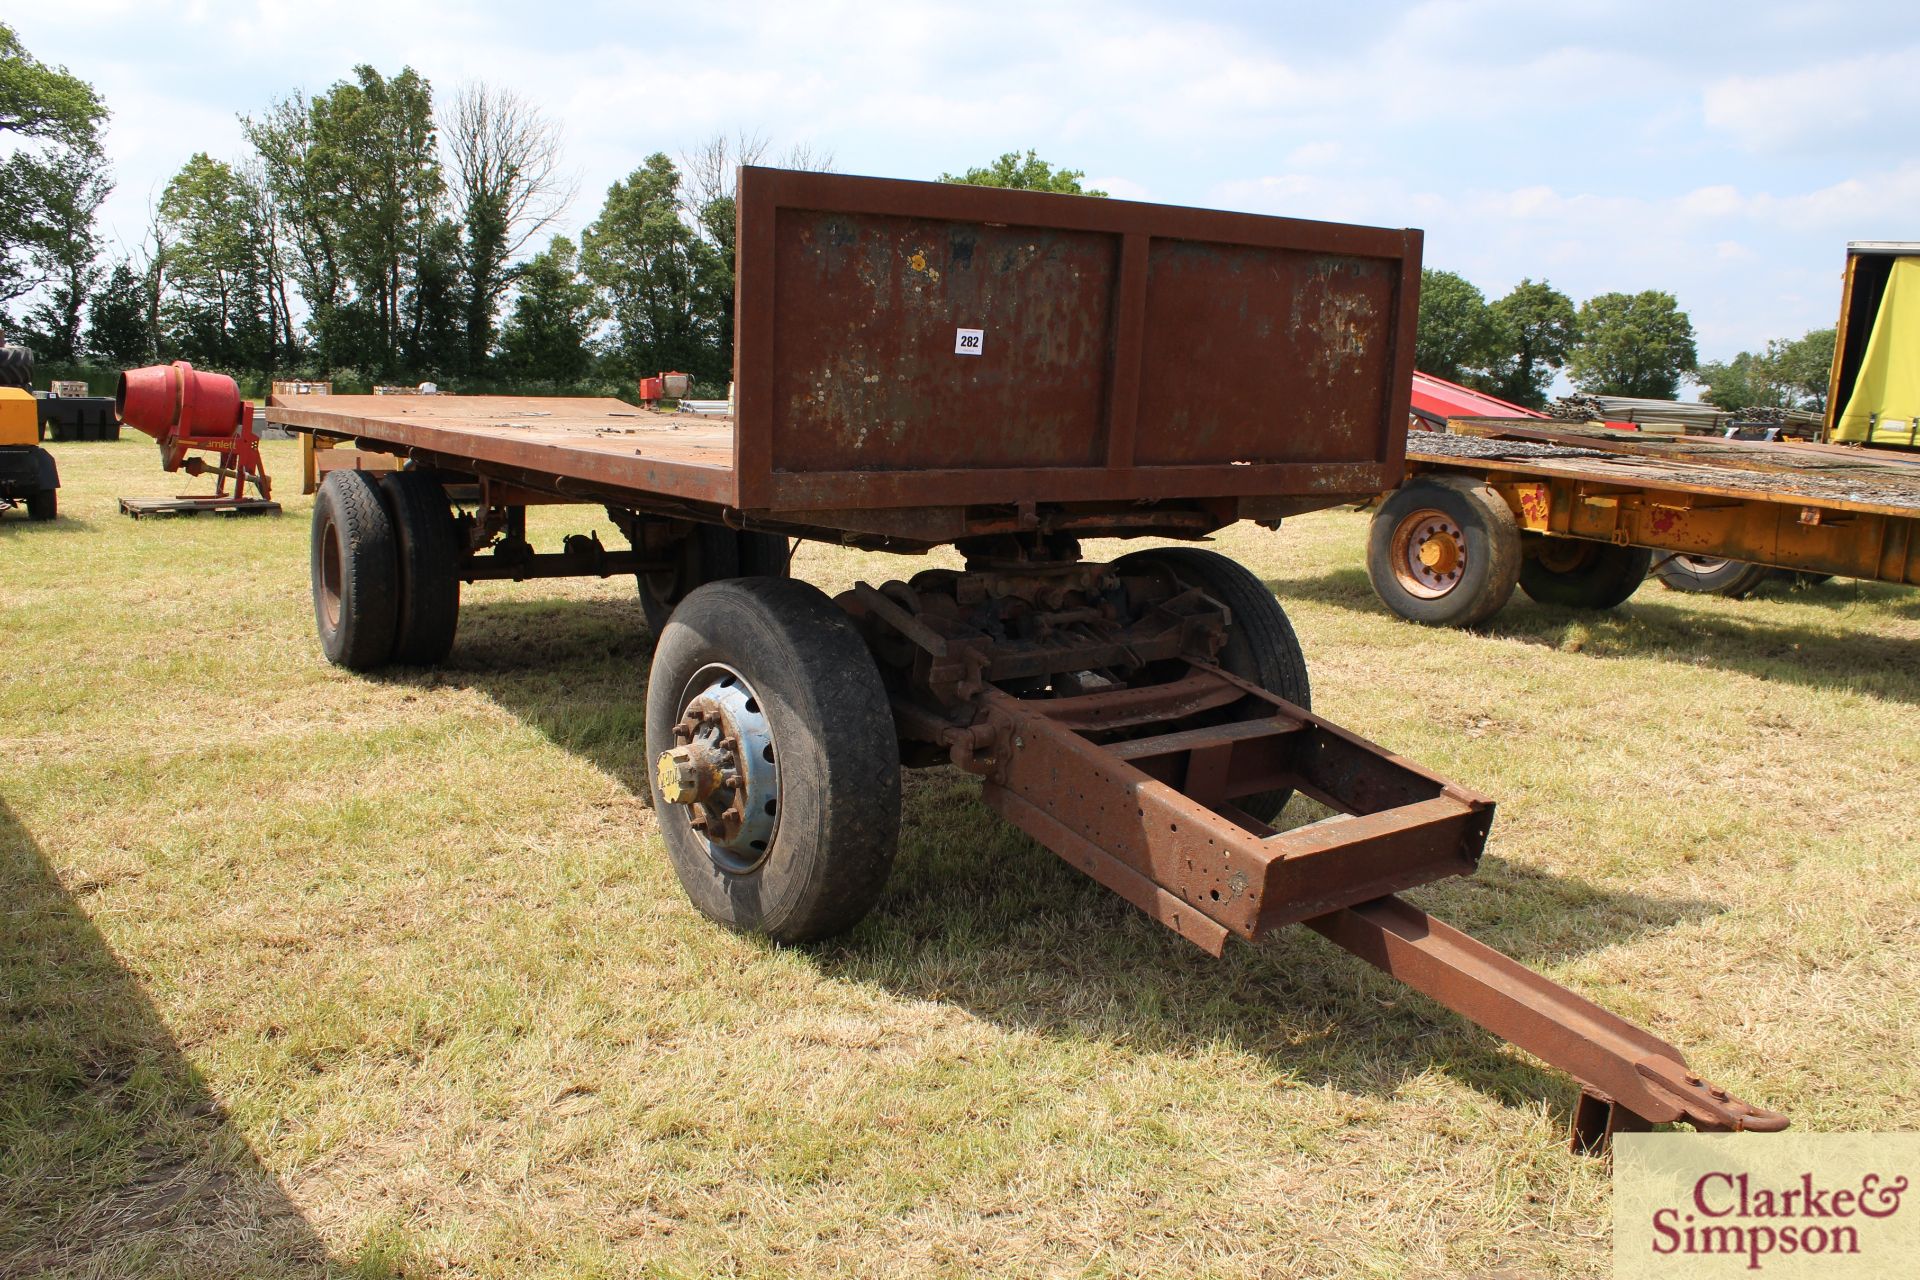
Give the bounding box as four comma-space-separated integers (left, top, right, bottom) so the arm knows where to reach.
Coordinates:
116, 361, 281, 517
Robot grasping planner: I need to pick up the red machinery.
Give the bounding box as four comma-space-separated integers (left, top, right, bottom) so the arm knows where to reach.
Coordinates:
637, 370, 691, 408
115, 361, 280, 516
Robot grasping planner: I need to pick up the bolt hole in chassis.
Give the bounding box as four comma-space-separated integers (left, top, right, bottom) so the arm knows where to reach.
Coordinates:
276, 168, 1784, 1152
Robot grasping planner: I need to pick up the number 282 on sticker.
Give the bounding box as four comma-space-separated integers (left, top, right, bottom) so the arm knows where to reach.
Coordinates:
954, 327, 984, 356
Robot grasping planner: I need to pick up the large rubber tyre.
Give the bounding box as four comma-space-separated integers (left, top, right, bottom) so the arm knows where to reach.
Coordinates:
311, 470, 400, 671
645, 578, 901, 943
378, 471, 462, 666
1519, 537, 1652, 609
1111, 546, 1310, 822
638, 525, 790, 634
25, 490, 55, 521
1366, 476, 1521, 627
0, 345, 32, 389
1653, 555, 1772, 598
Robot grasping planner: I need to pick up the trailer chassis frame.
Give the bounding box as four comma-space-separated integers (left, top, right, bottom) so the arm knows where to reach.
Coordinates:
855, 543, 1786, 1148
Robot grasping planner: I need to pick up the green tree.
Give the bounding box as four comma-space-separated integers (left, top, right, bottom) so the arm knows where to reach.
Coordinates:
19, 140, 111, 359
940, 150, 1107, 196
1569, 290, 1697, 399
158, 153, 275, 368
497, 235, 599, 383
580, 153, 727, 382
1696, 327, 1837, 413
1484, 278, 1576, 408
0, 21, 109, 312
307, 66, 447, 373
85, 259, 151, 363
1694, 350, 1775, 411
1768, 328, 1836, 410
404, 216, 466, 375
1415, 269, 1497, 385
246, 91, 347, 355
445, 83, 570, 375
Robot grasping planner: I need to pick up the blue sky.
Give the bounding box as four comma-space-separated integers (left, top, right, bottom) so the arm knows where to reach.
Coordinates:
17, 1, 1919, 380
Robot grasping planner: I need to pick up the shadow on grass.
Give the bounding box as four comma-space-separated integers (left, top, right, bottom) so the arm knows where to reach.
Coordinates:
386, 594, 660, 795
0, 797, 331, 1277
430, 596, 1726, 1127
1274, 567, 1920, 705
0, 512, 99, 535
811, 769, 1725, 1123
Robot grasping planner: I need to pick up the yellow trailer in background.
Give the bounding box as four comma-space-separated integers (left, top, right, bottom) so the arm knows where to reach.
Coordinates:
1830, 244, 1920, 449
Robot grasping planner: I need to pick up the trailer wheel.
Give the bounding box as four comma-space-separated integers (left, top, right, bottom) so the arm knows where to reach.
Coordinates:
646, 577, 901, 943
311, 470, 400, 671
1519, 537, 1652, 609
1366, 477, 1521, 627
378, 470, 462, 666
1652, 554, 1771, 598
1111, 546, 1309, 820
638, 525, 790, 634
25, 489, 55, 521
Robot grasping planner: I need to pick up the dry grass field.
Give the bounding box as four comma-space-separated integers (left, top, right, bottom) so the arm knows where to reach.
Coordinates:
3, 436, 1917, 1279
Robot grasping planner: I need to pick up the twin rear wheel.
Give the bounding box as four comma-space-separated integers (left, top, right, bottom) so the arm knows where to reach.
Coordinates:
311, 469, 461, 670
1366, 477, 1651, 627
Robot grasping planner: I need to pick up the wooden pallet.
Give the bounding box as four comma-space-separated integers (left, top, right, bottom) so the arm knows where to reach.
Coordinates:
118, 496, 283, 518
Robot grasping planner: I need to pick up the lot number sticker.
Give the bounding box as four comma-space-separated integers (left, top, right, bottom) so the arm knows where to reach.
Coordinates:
955, 327, 984, 356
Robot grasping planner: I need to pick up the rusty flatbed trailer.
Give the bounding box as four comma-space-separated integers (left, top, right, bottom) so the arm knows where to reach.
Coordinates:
1365, 418, 1920, 625
274, 168, 1783, 1151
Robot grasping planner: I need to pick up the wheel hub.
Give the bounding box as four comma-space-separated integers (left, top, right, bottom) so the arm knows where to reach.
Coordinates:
1390, 508, 1467, 598
656, 666, 779, 872
1534, 538, 1595, 575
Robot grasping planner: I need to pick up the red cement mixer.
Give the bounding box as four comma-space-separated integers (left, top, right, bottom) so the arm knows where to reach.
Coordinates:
115, 361, 279, 516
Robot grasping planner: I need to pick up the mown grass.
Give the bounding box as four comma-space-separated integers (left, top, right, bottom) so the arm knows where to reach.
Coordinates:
2, 437, 1916, 1278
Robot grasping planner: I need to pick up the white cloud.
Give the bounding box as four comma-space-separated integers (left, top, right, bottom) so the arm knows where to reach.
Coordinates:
1087, 175, 1149, 200
1216, 162, 1920, 356
1286, 141, 1342, 168
1703, 50, 1917, 152
10, 0, 1911, 367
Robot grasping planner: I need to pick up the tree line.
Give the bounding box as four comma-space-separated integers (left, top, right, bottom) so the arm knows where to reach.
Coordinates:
0, 23, 1839, 411
1415, 269, 1835, 412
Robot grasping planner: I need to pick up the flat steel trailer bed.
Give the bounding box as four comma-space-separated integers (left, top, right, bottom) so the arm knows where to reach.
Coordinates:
276, 168, 1783, 1151
1362, 417, 1920, 625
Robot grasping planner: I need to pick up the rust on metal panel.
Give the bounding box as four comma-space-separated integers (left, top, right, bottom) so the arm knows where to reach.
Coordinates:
732, 166, 1423, 522
972, 672, 1490, 941
768, 212, 1118, 472
1134, 247, 1399, 466
763, 459, 1401, 511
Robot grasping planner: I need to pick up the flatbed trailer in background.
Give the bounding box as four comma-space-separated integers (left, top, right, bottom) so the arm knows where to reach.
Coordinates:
1371, 241, 1920, 625
1366, 418, 1920, 626
270, 167, 1783, 1150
